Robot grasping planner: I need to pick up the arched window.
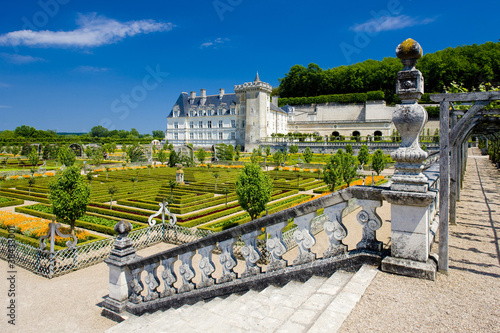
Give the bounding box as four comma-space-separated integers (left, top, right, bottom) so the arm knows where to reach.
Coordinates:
352, 131, 361, 142
374, 131, 382, 141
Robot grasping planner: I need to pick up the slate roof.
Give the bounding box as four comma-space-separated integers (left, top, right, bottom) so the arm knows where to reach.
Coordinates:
168, 93, 238, 118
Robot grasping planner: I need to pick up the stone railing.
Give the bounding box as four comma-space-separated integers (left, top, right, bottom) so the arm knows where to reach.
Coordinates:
102, 186, 388, 318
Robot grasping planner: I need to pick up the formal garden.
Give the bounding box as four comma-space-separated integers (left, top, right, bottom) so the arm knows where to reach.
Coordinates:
0, 140, 389, 277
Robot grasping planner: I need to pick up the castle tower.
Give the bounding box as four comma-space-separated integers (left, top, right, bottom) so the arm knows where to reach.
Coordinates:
234, 73, 272, 151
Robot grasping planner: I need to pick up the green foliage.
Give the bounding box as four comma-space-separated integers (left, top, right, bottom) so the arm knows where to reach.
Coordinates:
265, 145, 271, 156
58, 146, 76, 167
28, 147, 39, 167
273, 150, 283, 165
303, 147, 313, 163
372, 149, 387, 175
126, 144, 146, 162
341, 152, 357, 187
152, 130, 164, 139
323, 154, 342, 191
49, 166, 91, 234
279, 42, 500, 100
216, 144, 234, 161
169, 150, 179, 167
289, 145, 299, 154
196, 148, 206, 164
157, 149, 168, 164
235, 164, 273, 220
425, 106, 440, 119
345, 144, 353, 155
357, 145, 370, 166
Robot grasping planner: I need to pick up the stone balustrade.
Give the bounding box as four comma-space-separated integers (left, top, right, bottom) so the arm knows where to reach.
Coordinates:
102, 164, 440, 319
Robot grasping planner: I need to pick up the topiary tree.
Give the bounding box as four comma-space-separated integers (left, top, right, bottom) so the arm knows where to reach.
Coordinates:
157, 149, 167, 165
213, 172, 220, 191
341, 152, 357, 187
58, 146, 76, 167
323, 153, 342, 191
49, 166, 90, 235
265, 145, 271, 156
357, 145, 370, 168
222, 187, 230, 206
168, 150, 179, 167
303, 147, 313, 163
235, 164, 272, 220
28, 147, 39, 167
345, 144, 353, 155
289, 144, 299, 154
168, 179, 177, 197
28, 176, 35, 195
86, 171, 94, 188
108, 185, 117, 210
196, 148, 206, 164
372, 149, 387, 175
130, 177, 138, 193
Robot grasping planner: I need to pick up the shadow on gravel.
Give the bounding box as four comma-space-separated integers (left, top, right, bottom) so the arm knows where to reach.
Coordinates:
449, 265, 500, 279
474, 158, 500, 265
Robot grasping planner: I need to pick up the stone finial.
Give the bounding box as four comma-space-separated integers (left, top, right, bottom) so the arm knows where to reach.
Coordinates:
396, 38, 422, 70
114, 220, 133, 238
391, 38, 429, 193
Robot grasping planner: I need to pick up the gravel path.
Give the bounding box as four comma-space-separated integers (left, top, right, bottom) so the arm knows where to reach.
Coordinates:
341, 148, 500, 332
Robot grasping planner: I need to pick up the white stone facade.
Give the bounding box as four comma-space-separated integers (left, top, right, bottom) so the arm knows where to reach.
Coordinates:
166, 74, 288, 151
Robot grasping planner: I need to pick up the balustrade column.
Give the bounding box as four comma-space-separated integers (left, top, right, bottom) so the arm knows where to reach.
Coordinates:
240, 231, 262, 278
218, 238, 237, 283
178, 252, 195, 293
380, 38, 438, 280
266, 221, 288, 271
293, 212, 317, 265
197, 245, 216, 288
102, 221, 138, 318
323, 202, 348, 258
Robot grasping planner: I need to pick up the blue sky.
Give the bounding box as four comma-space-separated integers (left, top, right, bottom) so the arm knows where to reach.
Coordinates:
0, 0, 498, 134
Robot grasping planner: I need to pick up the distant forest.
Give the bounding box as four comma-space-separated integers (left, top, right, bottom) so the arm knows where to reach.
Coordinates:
277, 41, 500, 99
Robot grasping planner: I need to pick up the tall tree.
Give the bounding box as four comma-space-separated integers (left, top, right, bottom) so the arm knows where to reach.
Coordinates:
58, 146, 76, 167
235, 164, 273, 220
196, 148, 206, 164
357, 145, 370, 168
323, 154, 342, 191
372, 149, 387, 176
341, 152, 357, 187
49, 166, 90, 235
303, 147, 313, 163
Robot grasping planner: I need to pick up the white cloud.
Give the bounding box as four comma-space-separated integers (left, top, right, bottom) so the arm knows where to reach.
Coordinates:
0, 13, 173, 48
200, 37, 230, 49
76, 65, 110, 73
0, 53, 45, 64
351, 15, 436, 33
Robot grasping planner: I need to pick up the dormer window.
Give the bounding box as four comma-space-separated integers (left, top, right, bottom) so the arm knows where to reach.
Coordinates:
230, 107, 236, 115
189, 111, 194, 117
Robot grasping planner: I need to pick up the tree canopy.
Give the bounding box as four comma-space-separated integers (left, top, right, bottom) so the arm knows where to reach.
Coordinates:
49, 166, 91, 235
235, 164, 273, 220
278, 42, 500, 99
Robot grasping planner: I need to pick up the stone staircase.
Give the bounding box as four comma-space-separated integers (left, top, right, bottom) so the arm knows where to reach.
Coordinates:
105, 265, 378, 333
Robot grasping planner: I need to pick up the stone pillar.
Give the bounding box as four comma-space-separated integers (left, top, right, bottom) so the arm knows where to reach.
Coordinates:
381, 39, 437, 280
102, 220, 138, 321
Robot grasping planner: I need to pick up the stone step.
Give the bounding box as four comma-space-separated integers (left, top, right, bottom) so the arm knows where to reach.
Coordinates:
106, 265, 379, 333
307, 264, 379, 333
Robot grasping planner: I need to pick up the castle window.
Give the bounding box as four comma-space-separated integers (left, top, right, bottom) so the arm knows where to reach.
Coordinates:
174, 133, 178, 140
231, 132, 236, 140
230, 107, 236, 115
190, 121, 194, 129
208, 121, 212, 128
208, 132, 212, 139
218, 108, 222, 115
219, 132, 223, 140
242, 120, 245, 128
231, 120, 236, 128
190, 133, 194, 140
198, 133, 203, 139
174, 122, 179, 129
218, 120, 223, 128
199, 121, 203, 128
189, 111, 194, 117
207, 109, 212, 116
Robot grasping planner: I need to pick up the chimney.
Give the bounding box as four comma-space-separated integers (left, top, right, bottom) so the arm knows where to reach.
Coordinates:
272, 96, 278, 106
219, 88, 225, 99
189, 91, 196, 105
200, 89, 207, 106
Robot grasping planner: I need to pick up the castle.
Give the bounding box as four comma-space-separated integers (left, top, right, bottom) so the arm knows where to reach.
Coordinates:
165, 74, 394, 151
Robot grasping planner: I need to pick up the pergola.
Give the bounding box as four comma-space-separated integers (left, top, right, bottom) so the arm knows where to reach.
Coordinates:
430, 91, 500, 272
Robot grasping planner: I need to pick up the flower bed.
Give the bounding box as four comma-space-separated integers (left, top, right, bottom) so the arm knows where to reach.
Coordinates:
0, 211, 95, 248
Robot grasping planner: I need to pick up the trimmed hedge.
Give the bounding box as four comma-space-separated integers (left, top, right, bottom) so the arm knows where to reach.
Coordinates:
0, 190, 51, 204
278, 91, 384, 107
0, 197, 24, 208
